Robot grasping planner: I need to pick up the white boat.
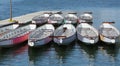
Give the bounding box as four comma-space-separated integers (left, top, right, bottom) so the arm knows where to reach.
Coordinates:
48, 13, 64, 24
99, 22, 120, 44
54, 24, 76, 45
64, 13, 78, 24
32, 13, 50, 24
80, 12, 93, 24
0, 22, 19, 36
76, 23, 99, 44
28, 24, 55, 47
0, 23, 36, 47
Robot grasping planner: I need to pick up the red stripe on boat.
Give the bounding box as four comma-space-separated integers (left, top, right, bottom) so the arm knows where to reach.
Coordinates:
13, 33, 30, 44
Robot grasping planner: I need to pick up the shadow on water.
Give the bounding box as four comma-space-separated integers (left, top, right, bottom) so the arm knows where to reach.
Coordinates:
95, 42, 120, 66
53, 42, 75, 64
77, 40, 120, 66
28, 40, 120, 66
77, 41, 98, 59
0, 42, 28, 57
28, 41, 76, 66
98, 41, 119, 56
0, 42, 28, 66
77, 41, 98, 66
28, 43, 52, 66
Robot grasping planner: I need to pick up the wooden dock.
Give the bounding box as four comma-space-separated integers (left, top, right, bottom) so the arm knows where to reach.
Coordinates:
0, 11, 59, 25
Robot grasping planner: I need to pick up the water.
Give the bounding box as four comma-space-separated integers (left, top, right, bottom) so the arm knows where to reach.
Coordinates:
0, 41, 120, 66
28, 42, 120, 66
0, 0, 120, 66
0, 43, 28, 66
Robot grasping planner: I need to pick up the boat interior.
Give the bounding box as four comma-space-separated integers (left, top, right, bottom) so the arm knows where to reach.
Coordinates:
78, 28, 98, 39
54, 25, 75, 39
101, 28, 119, 38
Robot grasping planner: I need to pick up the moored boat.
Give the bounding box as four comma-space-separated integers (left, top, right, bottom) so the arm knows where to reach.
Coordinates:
48, 12, 64, 24
53, 24, 76, 45
64, 12, 78, 24
76, 23, 99, 44
99, 22, 120, 44
0, 23, 36, 47
28, 24, 55, 47
32, 12, 50, 25
80, 12, 93, 24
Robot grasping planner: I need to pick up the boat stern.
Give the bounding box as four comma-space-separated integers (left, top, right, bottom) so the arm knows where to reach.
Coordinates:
100, 35, 117, 44
90, 40, 95, 44
83, 38, 96, 44
28, 40, 34, 47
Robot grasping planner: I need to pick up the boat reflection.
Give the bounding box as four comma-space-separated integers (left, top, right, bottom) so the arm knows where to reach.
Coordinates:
77, 40, 120, 66
28, 41, 75, 66
78, 42, 97, 58
28, 40, 120, 66
54, 43, 75, 64
94, 41, 120, 66
0, 42, 28, 66
77, 41, 98, 66
28, 44, 51, 66
0, 42, 28, 57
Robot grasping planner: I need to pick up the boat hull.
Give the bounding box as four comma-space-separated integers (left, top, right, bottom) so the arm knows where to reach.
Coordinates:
53, 24, 76, 45
65, 20, 76, 23
99, 22, 120, 44
0, 23, 36, 47
54, 33, 76, 45
48, 20, 63, 25
100, 34, 119, 44
0, 33, 29, 47
32, 20, 47, 25
76, 23, 99, 44
28, 37, 52, 47
77, 33, 99, 44
28, 24, 55, 47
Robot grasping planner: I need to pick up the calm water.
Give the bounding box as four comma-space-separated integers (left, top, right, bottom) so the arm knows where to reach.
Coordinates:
0, 0, 120, 66
28, 42, 120, 66
0, 43, 28, 66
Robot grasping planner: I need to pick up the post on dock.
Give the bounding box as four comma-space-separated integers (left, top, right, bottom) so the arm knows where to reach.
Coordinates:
9, 0, 13, 22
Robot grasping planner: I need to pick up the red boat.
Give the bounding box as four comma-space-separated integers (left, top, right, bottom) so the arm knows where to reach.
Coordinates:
0, 23, 36, 47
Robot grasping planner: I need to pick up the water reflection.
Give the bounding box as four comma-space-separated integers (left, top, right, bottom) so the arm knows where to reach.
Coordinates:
28, 44, 52, 66
28, 42, 75, 66
28, 41, 120, 66
54, 43, 75, 65
78, 42, 98, 59
77, 41, 120, 66
0, 43, 28, 66
77, 41, 98, 66
95, 42, 120, 66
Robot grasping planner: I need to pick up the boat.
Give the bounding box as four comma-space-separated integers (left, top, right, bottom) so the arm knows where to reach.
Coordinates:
48, 12, 64, 24
99, 22, 120, 44
0, 22, 19, 36
0, 23, 36, 47
53, 24, 76, 45
28, 24, 55, 47
76, 23, 99, 44
32, 12, 50, 24
80, 12, 93, 24
64, 12, 78, 24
